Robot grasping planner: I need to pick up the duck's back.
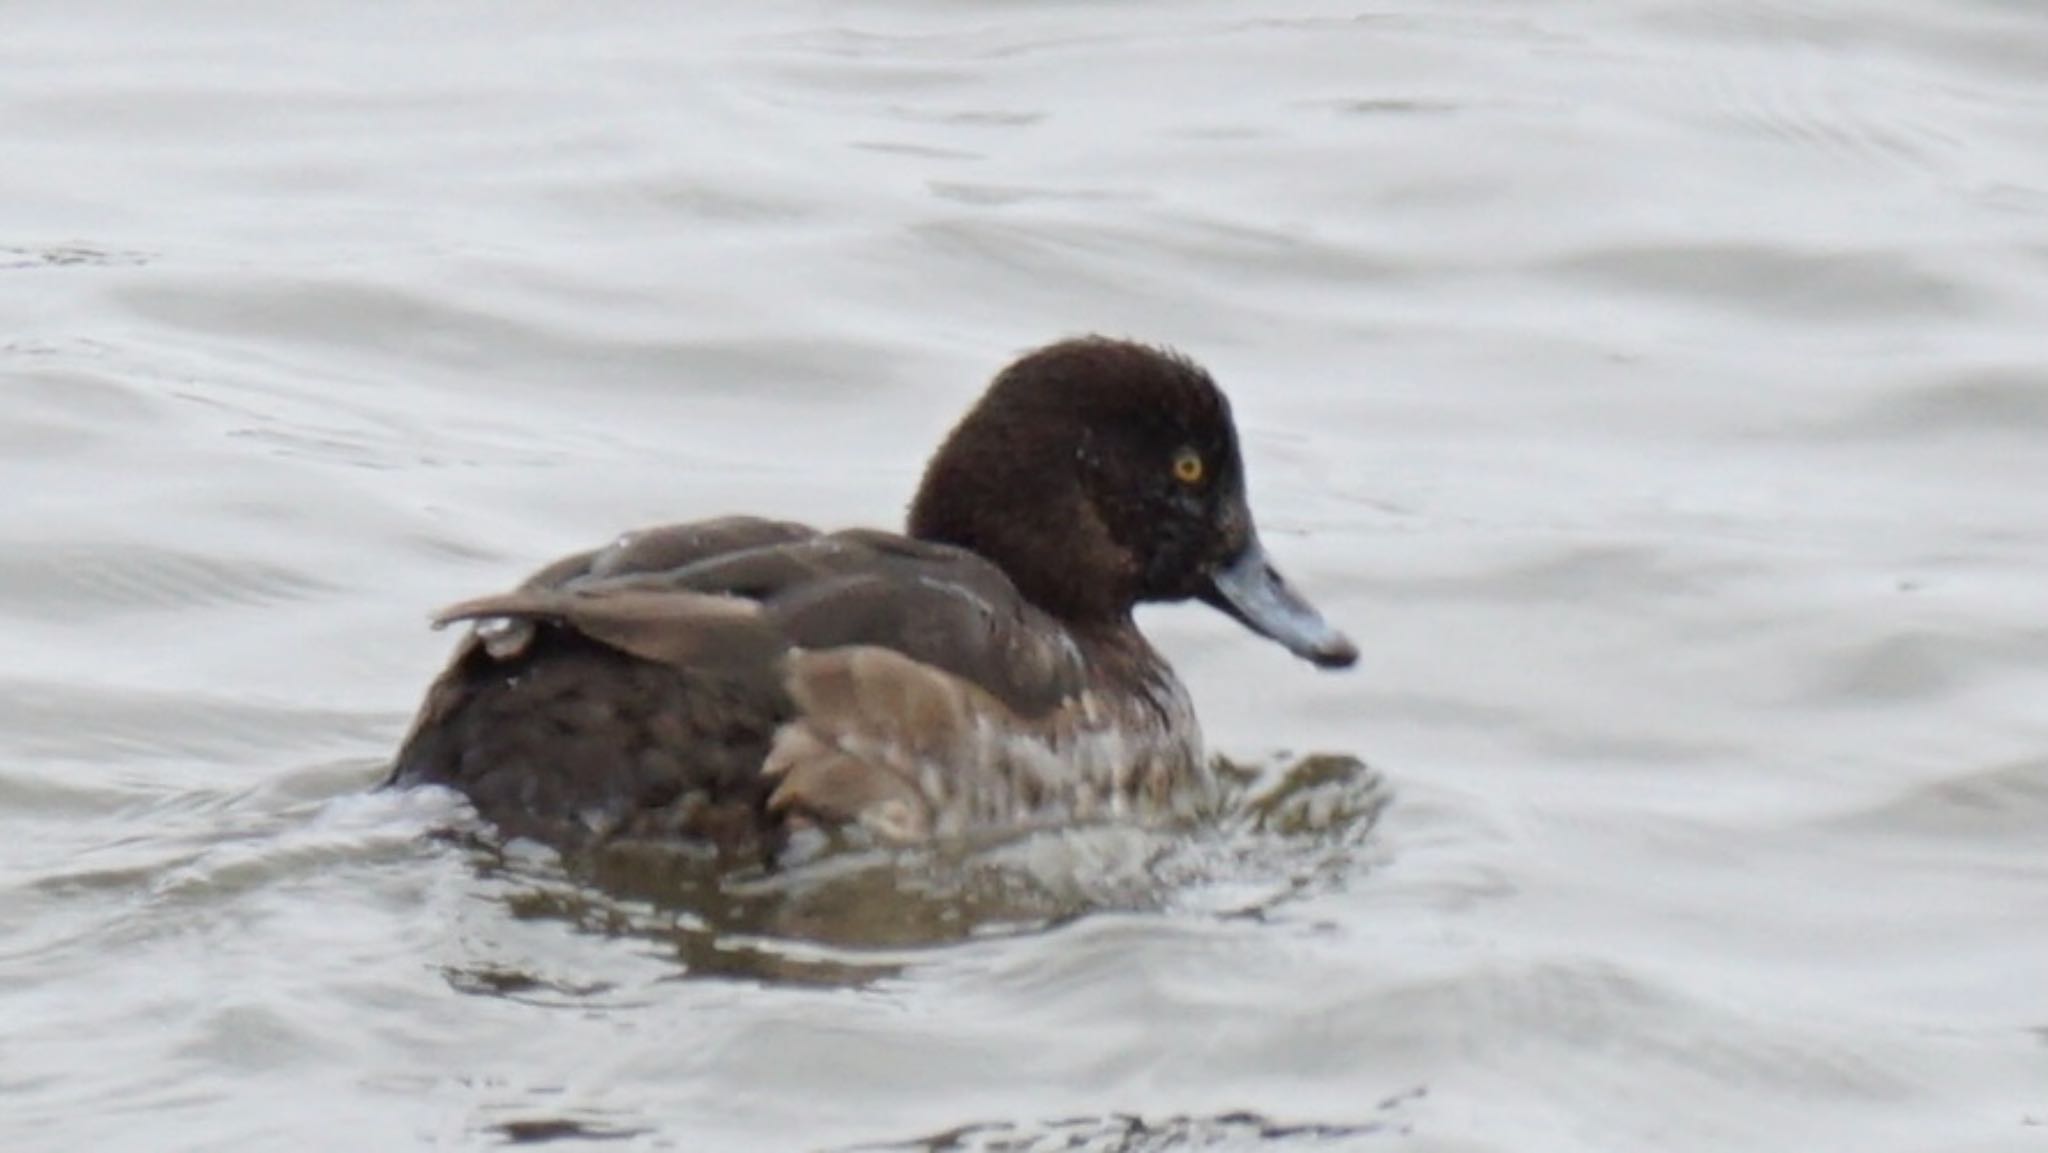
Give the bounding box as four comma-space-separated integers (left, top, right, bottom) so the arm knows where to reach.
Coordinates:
388, 516, 1095, 857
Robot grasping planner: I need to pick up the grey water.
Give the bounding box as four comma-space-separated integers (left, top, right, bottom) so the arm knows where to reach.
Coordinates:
4, 1, 2047, 1150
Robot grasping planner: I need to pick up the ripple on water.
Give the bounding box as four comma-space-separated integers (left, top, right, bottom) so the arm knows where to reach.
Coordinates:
1826, 364, 2048, 442
1300, 96, 1465, 119
1652, 40, 1959, 173
826, 1105, 1414, 1153
1829, 755, 2048, 841
925, 181, 1145, 209
0, 541, 336, 618
0, 357, 163, 461
1796, 625, 2048, 708
0, 243, 152, 270
1253, 956, 1930, 1151
412, 753, 1390, 991
0, 679, 397, 766
1639, 0, 1876, 48
488, 1116, 651, 1146
1540, 243, 1977, 324
2, 757, 411, 980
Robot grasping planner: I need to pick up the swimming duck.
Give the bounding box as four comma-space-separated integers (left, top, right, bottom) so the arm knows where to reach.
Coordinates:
387, 337, 1355, 861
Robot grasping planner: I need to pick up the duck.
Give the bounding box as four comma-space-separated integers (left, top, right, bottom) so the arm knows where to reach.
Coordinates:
386, 336, 1356, 863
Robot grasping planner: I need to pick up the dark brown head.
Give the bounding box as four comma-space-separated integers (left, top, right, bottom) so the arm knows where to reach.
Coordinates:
908, 336, 1356, 669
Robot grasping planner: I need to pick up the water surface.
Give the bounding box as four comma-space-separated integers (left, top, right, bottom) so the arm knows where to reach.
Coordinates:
4, 1, 2047, 1150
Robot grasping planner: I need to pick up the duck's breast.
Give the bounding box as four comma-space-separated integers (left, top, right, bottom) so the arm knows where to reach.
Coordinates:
763, 638, 1212, 842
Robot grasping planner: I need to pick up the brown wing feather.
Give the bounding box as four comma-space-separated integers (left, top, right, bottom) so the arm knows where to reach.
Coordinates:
442, 524, 1087, 717
392, 518, 1096, 853
433, 586, 781, 671
514, 516, 820, 592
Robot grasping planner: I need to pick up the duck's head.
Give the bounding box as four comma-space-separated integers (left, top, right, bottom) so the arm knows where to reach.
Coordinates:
908, 336, 1357, 670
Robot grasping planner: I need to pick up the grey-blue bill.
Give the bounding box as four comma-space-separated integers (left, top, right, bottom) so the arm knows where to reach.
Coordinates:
1199, 536, 1357, 669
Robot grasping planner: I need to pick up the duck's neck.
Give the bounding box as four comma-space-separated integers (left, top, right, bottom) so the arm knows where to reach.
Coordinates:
1063, 617, 1188, 725
907, 503, 1134, 627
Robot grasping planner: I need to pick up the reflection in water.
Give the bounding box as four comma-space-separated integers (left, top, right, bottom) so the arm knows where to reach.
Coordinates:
442, 754, 1390, 990
831, 1090, 1423, 1153
490, 1117, 649, 1146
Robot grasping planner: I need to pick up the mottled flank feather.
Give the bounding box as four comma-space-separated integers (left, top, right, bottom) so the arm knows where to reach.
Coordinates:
390, 517, 1195, 857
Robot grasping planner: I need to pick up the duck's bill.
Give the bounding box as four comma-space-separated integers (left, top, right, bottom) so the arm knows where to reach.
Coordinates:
1200, 538, 1358, 669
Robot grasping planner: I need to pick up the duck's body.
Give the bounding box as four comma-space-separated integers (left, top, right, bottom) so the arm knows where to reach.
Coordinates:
392, 518, 1206, 858
388, 338, 1355, 862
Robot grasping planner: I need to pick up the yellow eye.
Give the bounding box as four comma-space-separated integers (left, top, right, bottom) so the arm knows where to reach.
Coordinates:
1172, 449, 1204, 485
